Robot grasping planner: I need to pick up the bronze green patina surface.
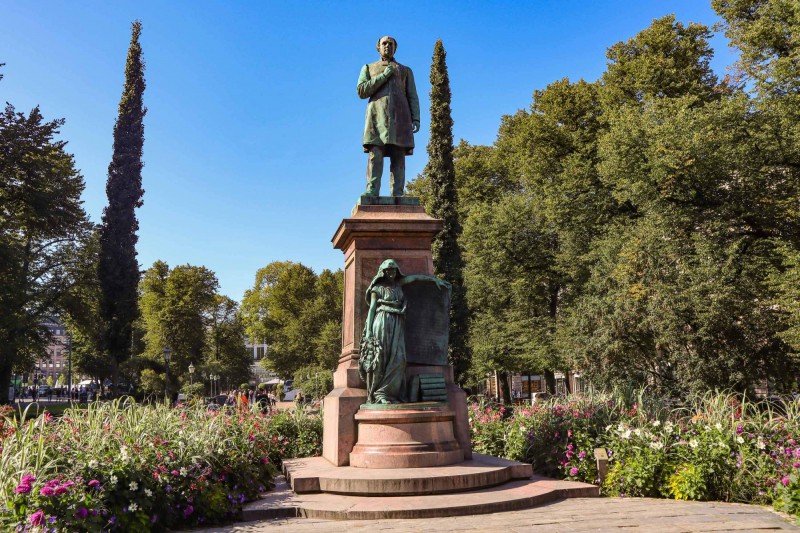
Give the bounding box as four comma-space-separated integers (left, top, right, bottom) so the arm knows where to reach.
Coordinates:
356, 195, 421, 206
358, 36, 420, 197
358, 259, 451, 405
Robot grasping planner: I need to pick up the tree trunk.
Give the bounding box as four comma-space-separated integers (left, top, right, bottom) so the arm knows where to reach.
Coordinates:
497, 371, 512, 404
544, 369, 556, 394
0, 358, 11, 405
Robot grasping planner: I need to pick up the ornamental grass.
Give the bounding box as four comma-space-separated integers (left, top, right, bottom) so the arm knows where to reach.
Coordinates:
470, 389, 800, 516
0, 399, 321, 531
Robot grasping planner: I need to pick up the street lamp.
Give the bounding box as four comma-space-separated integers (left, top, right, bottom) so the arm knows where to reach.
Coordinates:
163, 347, 172, 401
188, 363, 195, 386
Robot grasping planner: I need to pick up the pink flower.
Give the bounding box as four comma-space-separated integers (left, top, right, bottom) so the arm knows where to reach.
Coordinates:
782, 477, 791, 486
570, 467, 579, 476
54, 485, 68, 495
15, 483, 32, 494
29, 510, 45, 526
21, 474, 36, 485
39, 486, 55, 497
88, 480, 100, 488
171, 470, 179, 476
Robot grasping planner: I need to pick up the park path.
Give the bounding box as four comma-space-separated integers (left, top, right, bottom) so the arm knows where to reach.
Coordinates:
199, 497, 798, 532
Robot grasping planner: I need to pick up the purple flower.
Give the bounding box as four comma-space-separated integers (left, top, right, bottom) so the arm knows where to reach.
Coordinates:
570, 467, 579, 476
74, 507, 88, 519
39, 486, 55, 497
166, 484, 172, 493
183, 505, 194, 518
21, 474, 36, 485
14, 483, 32, 494
45, 479, 59, 488
29, 510, 45, 527
54, 485, 68, 495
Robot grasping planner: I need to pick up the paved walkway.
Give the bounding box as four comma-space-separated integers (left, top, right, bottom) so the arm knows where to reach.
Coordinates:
200, 497, 798, 532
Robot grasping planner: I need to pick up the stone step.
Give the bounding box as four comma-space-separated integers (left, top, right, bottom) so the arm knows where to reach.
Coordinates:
283, 453, 532, 496
243, 474, 599, 521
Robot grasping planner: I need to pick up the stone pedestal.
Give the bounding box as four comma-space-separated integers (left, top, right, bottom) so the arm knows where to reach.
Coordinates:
349, 404, 463, 468
322, 200, 472, 466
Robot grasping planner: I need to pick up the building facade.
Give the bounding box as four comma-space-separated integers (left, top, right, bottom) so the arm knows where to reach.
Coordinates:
38, 317, 71, 385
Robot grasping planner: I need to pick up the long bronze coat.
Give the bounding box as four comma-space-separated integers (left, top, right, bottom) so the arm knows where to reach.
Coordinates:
357, 60, 420, 154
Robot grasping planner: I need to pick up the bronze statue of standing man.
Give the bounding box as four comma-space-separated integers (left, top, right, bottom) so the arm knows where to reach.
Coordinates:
358, 36, 420, 197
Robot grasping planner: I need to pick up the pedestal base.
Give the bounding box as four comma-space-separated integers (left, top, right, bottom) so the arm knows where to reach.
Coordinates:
349, 404, 463, 468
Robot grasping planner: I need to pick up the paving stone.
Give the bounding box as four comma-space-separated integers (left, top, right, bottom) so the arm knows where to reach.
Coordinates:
197, 497, 799, 532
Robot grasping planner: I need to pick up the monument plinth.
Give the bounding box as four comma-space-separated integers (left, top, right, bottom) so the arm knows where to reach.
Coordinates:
324, 200, 471, 467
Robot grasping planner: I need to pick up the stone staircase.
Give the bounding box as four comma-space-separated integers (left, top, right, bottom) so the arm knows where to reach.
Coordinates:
242, 453, 599, 521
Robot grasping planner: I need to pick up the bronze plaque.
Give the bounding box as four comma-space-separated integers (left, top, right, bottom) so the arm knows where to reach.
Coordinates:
403, 281, 450, 366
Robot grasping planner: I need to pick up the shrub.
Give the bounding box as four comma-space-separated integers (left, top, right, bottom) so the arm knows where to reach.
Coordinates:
469, 390, 800, 514
0, 399, 322, 531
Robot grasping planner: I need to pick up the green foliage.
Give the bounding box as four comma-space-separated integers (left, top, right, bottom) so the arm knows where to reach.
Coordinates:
0, 400, 323, 530
240, 262, 342, 378
471, 389, 800, 511
437, 8, 800, 394
0, 98, 90, 404
98, 20, 147, 392
137, 261, 251, 395
291, 365, 333, 402
422, 40, 470, 383
713, 0, 800, 96
668, 463, 707, 501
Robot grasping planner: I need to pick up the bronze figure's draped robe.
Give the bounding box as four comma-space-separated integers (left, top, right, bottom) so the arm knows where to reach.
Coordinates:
358, 60, 420, 155
359, 283, 408, 404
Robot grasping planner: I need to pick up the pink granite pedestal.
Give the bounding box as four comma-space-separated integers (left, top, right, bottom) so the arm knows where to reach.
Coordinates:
349, 404, 463, 468
323, 202, 471, 466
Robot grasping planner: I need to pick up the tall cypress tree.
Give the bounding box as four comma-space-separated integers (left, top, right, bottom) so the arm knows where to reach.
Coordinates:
98, 21, 146, 392
425, 40, 469, 383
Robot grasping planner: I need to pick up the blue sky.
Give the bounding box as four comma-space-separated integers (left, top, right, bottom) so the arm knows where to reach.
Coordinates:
1, 1, 735, 302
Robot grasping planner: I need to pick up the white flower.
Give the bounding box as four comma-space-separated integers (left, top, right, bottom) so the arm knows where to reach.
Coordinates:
88, 459, 99, 468
144, 488, 153, 497
665, 422, 674, 433
689, 439, 699, 449
129, 481, 138, 491
650, 441, 664, 450
652, 420, 661, 427
129, 503, 139, 512
757, 439, 766, 450
715, 423, 723, 431
633, 428, 642, 437
737, 436, 745, 444
718, 441, 728, 449
180, 467, 188, 477
109, 475, 118, 486
617, 423, 626, 433
622, 430, 632, 440
605, 424, 613, 432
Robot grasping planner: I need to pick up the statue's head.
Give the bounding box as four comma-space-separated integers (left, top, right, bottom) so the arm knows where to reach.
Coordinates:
376, 36, 397, 61
377, 258, 404, 280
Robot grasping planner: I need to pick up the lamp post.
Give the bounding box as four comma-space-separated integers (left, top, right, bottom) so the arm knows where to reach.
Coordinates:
188, 363, 195, 387
163, 347, 172, 402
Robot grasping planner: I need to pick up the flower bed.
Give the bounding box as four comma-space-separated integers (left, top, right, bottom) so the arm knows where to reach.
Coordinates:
469, 391, 800, 516
0, 400, 321, 531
